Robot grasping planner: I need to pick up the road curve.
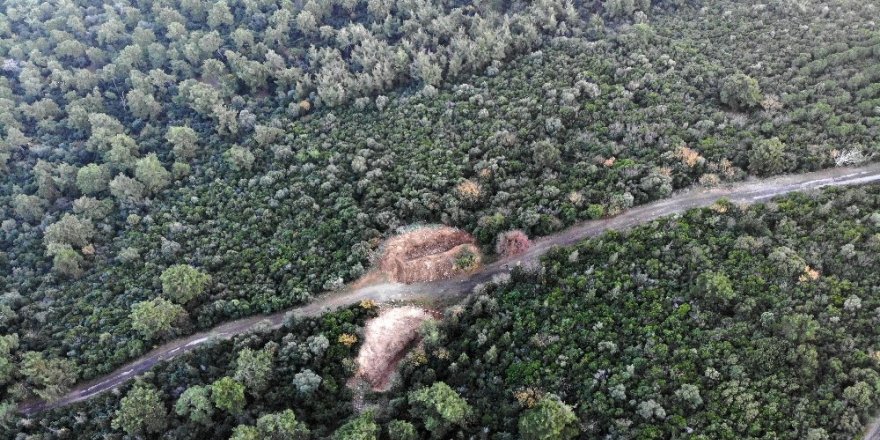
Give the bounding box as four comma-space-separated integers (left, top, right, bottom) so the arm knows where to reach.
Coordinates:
17, 162, 880, 416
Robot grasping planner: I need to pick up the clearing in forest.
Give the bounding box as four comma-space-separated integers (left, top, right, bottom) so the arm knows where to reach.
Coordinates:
374, 225, 482, 284
353, 306, 438, 391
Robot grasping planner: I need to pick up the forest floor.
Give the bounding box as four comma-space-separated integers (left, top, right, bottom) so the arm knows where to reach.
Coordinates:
17, 161, 880, 417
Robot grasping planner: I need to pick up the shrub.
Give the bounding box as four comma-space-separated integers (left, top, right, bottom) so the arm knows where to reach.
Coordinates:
518, 396, 579, 440
748, 137, 788, 176
720, 73, 762, 110
160, 264, 210, 304
496, 230, 531, 257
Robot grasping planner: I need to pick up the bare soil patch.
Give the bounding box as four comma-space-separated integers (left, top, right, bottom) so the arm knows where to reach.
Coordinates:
376, 226, 482, 284
353, 306, 438, 391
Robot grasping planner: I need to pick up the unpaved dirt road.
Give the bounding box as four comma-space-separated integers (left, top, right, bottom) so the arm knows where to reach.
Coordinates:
18, 162, 880, 416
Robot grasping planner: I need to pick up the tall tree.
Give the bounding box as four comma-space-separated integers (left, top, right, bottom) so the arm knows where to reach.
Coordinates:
129, 298, 186, 339
174, 385, 214, 425
160, 264, 210, 304
518, 396, 580, 440
408, 382, 472, 438
112, 383, 168, 435
211, 376, 246, 414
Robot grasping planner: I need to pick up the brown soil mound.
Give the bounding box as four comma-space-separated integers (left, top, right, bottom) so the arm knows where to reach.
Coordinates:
377, 226, 482, 284
354, 307, 437, 391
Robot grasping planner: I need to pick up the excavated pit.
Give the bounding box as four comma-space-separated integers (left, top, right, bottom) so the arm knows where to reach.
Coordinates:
353, 306, 439, 391
376, 226, 482, 284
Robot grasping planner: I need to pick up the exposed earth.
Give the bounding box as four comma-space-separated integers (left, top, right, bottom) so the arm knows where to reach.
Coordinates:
353, 306, 439, 391
375, 226, 482, 284
17, 162, 880, 419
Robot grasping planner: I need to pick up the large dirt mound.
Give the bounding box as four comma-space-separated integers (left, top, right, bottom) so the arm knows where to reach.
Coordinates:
354, 306, 437, 391
377, 226, 482, 283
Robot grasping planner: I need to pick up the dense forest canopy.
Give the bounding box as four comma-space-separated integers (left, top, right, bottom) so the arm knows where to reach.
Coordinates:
389, 185, 880, 439
14, 182, 880, 439
0, 0, 879, 437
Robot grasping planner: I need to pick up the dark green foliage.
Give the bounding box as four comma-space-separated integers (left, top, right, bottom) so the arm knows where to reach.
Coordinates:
748, 137, 789, 176
389, 186, 880, 438
21, 306, 374, 438
3, 0, 880, 436
3, 0, 879, 396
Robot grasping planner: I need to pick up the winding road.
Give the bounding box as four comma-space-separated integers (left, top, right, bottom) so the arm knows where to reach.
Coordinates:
17, 162, 880, 418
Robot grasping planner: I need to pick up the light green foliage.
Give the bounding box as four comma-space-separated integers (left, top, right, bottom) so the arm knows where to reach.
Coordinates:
43, 214, 95, 248
211, 376, 246, 414
230, 425, 261, 440
12, 194, 46, 223
697, 271, 735, 310
767, 245, 807, 278
230, 409, 309, 439
166, 126, 198, 160
518, 396, 579, 440
257, 409, 309, 439
72, 196, 114, 221
86, 113, 125, 152
224, 145, 255, 171
387, 420, 418, 440
129, 298, 186, 339
134, 153, 171, 194
332, 411, 379, 440
0, 334, 19, 386
111, 383, 168, 435
160, 264, 210, 304
603, 0, 650, 19
126, 88, 162, 120
207, 1, 234, 29
720, 72, 762, 110
748, 137, 788, 176
292, 368, 322, 395
76, 163, 110, 195
0, 400, 16, 431
172, 161, 192, 179
233, 347, 273, 394
174, 385, 214, 425
109, 173, 146, 204
675, 384, 703, 409
20, 351, 78, 402
46, 243, 86, 278
103, 134, 139, 171
408, 382, 472, 438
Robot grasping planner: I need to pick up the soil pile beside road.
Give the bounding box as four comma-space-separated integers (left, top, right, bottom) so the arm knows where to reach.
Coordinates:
353, 306, 438, 391
377, 226, 481, 283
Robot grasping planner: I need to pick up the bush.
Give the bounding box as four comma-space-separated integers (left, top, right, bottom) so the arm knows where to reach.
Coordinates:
720, 73, 762, 110
496, 230, 531, 257
160, 264, 210, 304
748, 137, 788, 176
